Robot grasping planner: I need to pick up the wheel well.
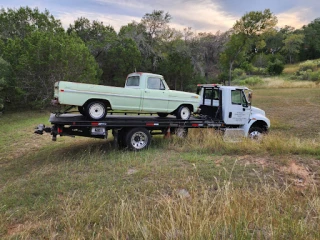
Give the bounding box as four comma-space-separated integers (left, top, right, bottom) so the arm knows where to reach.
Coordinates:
175, 104, 193, 113
84, 99, 111, 109
250, 120, 268, 132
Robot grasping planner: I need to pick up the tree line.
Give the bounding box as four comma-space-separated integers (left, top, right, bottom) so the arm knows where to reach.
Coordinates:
0, 7, 319, 110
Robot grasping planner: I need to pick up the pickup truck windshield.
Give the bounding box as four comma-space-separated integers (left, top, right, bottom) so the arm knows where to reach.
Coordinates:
126, 76, 140, 87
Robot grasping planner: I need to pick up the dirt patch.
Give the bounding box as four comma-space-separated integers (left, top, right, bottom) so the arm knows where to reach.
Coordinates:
280, 161, 315, 187
237, 155, 319, 188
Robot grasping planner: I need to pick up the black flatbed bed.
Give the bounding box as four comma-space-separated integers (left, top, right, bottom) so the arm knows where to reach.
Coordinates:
49, 113, 223, 128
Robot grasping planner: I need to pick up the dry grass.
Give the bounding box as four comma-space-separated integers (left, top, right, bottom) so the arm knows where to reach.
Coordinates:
260, 77, 319, 88
282, 63, 300, 75
1, 83, 320, 239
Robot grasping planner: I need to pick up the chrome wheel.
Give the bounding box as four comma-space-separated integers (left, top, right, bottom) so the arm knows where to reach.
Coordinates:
130, 131, 148, 150
249, 127, 263, 140
125, 128, 151, 151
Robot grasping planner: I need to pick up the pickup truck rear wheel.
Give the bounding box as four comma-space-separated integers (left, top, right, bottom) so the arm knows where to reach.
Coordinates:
176, 106, 191, 120
86, 101, 107, 120
125, 127, 151, 151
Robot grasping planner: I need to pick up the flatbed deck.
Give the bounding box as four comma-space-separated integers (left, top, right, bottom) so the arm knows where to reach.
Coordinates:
49, 113, 223, 129
34, 113, 225, 150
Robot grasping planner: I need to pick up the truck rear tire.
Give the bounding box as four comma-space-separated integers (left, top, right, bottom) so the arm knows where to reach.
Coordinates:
125, 127, 151, 151
174, 127, 188, 138
176, 106, 191, 120
86, 101, 107, 120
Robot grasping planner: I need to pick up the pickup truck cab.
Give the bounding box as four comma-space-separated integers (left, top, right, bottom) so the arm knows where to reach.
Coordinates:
53, 72, 200, 120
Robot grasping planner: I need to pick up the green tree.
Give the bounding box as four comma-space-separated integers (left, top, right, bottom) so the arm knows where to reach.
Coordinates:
119, 21, 154, 71
221, 9, 277, 85
158, 38, 193, 90
141, 10, 172, 71
282, 33, 304, 63
2, 31, 100, 109
104, 38, 142, 86
0, 57, 12, 112
67, 17, 117, 84
301, 18, 320, 60
0, 6, 63, 41
67, 17, 117, 60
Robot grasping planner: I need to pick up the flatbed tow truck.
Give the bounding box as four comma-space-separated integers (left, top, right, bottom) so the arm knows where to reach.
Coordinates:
34, 84, 270, 150
35, 113, 223, 150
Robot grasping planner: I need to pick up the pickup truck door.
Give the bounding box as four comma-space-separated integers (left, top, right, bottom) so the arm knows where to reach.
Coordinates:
142, 77, 169, 112
223, 89, 251, 125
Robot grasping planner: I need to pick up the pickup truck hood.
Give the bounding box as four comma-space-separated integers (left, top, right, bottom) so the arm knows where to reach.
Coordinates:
168, 90, 199, 99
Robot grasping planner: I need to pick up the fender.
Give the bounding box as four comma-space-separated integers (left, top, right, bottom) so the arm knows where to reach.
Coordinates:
240, 109, 271, 137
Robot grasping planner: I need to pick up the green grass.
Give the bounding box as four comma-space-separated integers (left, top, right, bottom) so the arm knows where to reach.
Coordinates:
0, 84, 320, 239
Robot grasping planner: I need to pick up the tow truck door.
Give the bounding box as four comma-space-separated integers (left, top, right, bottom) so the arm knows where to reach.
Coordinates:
223, 89, 251, 125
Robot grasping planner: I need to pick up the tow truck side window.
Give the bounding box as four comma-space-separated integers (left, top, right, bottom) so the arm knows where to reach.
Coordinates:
231, 90, 248, 107
204, 88, 219, 100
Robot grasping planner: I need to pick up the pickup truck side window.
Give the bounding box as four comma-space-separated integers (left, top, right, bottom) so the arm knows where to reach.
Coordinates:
126, 76, 140, 87
147, 77, 165, 90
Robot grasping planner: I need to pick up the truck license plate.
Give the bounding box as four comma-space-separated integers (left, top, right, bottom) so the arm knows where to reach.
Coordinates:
91, 127, 106, 135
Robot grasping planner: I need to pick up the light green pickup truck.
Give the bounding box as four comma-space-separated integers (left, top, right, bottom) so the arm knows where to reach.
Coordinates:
52, 72, 200, 120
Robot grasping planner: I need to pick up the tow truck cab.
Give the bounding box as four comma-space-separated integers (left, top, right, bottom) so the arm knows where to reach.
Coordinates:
197, 84, 270, 137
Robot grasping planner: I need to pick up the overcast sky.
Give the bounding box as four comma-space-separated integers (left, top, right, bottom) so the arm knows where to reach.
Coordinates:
0, 0, 319, 33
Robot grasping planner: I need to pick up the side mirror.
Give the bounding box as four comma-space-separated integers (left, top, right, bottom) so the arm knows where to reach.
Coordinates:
248, 92, 252, 105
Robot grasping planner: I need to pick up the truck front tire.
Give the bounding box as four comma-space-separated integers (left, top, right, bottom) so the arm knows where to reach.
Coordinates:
249, 127, 263, 140
86, 101, 107, 120
176, 106, 191, 120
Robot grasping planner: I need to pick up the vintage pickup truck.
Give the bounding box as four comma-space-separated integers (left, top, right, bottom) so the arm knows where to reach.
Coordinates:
52, 72, 200, 120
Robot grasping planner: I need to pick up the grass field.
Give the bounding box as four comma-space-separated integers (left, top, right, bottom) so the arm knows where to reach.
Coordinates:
0, 82, 320, 239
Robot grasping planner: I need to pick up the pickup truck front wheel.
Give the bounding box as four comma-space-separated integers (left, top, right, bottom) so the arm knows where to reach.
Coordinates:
86, 101, 107, 120
176, 106, 191, 120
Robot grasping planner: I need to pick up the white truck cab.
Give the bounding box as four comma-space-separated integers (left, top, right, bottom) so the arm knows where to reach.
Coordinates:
197, 84, 270, 138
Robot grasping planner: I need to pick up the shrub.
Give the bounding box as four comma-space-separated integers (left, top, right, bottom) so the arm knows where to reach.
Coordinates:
267, 59, 284, 75
299, 60, 317, 71
251, 66, 267, 75
233, 68, 246, 77
240, 61, 254, 73
252, 53, 269, 69
310, 71, 320, 81
234, 76, 263, 86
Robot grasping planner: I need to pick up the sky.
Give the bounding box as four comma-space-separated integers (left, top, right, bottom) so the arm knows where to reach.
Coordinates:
0, 0, 319, 33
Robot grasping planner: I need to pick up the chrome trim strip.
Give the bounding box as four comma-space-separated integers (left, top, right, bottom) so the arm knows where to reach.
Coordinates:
63, 89, 198, 104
